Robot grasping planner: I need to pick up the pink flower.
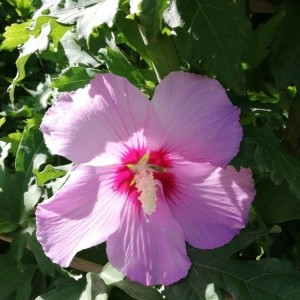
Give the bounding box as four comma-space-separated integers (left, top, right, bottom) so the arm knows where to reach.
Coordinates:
36, 71, 255, 286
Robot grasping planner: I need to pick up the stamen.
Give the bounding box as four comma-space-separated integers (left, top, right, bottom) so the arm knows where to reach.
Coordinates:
134, 170, 157, 215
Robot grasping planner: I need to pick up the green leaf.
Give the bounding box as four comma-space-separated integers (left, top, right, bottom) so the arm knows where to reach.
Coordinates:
164, 229, 262, 299
144, 34, 180, 80
33, 164, 67, 186
0, 22, 31, 51
0, 105, 32, 118
26, 232, 59, 277
118, 8, 180, 81
0, 142, 22, 233
139, 0, 170, 41
243, 10, 285, 70
208, 228, 263, 258
9, 221, 38, 264
270, 0, 300, 89
10, 230, 29, 262
15, 126, 47, 174
245, 126, 300, 199
254, 178, 300, 225
166, 0, 251, 93
99, 47, 145, 88
13, 126, 48, 223
166, 250, 300, 300
230, 137, 257, 170
36, 278, 86, 300
6, 0, 33, 18
0, 254, 36, 300
115, 11, 151, 66
125, 1, 179, 79
51, 67, 100, 92
0, 131, 45, 233
114, 280, 163, 300
34, 0, 119, 40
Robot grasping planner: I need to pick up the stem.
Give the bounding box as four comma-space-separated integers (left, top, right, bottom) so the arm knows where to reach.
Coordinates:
0, 233, 103, 274
69, 257, 103, 274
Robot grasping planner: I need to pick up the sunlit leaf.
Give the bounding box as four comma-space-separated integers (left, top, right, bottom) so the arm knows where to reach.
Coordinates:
7, 17, 70, 102
99, 263, 162, 300
0, 22, 31, 51
8, 23, 51, 102
34, 0, 119, 40
76, 0, 119, 40
81, 273, 108, 300
1, 131, 23, 157
60, 31, 101, 66
100, 263, 125, 286
0, 117, 6, 128
33, 164, 67, 186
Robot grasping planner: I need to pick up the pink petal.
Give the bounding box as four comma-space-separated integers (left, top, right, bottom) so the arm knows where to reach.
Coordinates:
41, 74, 150, 165
36, 165, 126, 267
147, 71, 242, 167
106, 187, 191, 286
168, 162, 255, 249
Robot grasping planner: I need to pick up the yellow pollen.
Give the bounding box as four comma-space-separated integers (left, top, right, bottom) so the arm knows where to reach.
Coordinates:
134, 170, 157, 215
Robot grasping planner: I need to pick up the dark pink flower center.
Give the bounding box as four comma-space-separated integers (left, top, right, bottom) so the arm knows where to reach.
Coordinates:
113, 147, 175, 211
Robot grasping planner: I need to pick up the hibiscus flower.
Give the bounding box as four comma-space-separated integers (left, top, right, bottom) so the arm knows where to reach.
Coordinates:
36, 71, 255, 286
